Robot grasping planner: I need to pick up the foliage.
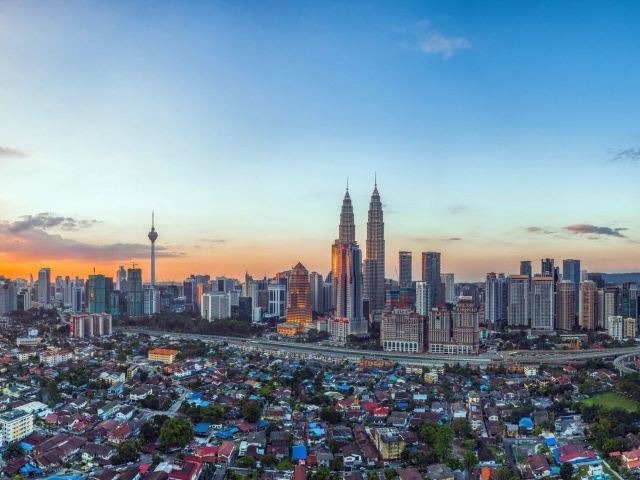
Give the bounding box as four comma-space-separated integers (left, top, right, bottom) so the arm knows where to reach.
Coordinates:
383, 468, 397, 480
260, 454, 277, 468
2, 442, 24, 462
434, 425, 454, 461
319, 407, 342, 424
451, 418, 474, 439
276, 458, 291, 471
463, 451, 479, 473
494, 466, 517, 480
112, 441, 139, 465
330, 457, 343, 471
236, 456, 256, 468
159, 417, 194, 451
241, 401, 263, 423
559, 463, 574, 480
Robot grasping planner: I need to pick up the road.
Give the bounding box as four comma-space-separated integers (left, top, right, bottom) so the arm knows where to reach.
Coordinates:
115, 327, 640, 368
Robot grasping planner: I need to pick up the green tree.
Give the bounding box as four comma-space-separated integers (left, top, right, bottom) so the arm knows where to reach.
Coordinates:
463, 451, 479, 475
559, 462, 574, 480
159, 417, 194, 451
435, 425, 454, 461
330, 457, 343, 471
2, 442, 24, 462
383, 468, 397, 480
260, 454, 278, 468
494, 466, 517, 480
241, 401, 263, 423
112, 441, 139, 465
236, 456, 257, 468
276, 458, 291, 471
451, 418, 473, 439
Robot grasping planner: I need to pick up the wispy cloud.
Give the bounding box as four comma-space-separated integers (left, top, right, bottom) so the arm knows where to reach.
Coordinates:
564, 224, 627, 238
420, 32, 471, 59
609, 147, 640, 163
0, 147, 26, 158
200, 238, 226, 243
526, 226, 555, 234
449, 237, 462, 241
6, 212, 98, 234
446, 204, 468, 215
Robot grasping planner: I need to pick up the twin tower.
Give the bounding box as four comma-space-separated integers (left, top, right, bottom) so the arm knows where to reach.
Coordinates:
329, 182, 385, 340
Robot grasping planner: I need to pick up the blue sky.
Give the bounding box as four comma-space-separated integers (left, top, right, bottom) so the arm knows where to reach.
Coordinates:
0, 1, 638, 282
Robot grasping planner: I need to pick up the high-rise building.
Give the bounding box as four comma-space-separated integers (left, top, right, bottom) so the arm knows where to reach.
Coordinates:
283, 262, 312, 327
63, 276, 72, 306
309, 271, 324, 313
579, 281, 598, 330
0, 281, 16, 315
622, 283, 638, 320
541, 258, 554, 277
148, 212, 158, 287
143, 285, 157, 315
363, 181, 385, 313
422, 252, 441, 308
329, 187, 368, 343
556, 280, 576, 331
126, 268, 143, 316
415, 281, 431, 315
37, 268, 51, 305
398, 252, 412, 289
87, 274, 106, 314
531, 276, 554, 331
484, 273, 508, 323
441, 273, 455, 303
603, 285, 619, 321
624, 317, 637, 338
117, 266, 127, 292
381, 306, 424, 353
507, 275, 529, 326
268, 284, 287, 318
452, 296, 479, 354
200, 292, 231, 321
607, 316, 624, 341
562, 259, 581, 316
520, 261, 532, 283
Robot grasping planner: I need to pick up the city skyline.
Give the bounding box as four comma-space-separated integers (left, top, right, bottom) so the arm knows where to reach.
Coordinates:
1, 1, 639, 282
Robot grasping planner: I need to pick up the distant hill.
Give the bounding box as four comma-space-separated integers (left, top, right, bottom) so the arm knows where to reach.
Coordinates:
599, 272, 640, 284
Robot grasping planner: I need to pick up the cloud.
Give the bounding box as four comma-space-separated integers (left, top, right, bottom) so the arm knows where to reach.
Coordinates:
0, 224, 183, 262
449, 237, 462, 241
0, 147, 26, 158
526, 226, 555, 234
609, 147, 640, 162
6, 212, 98, 234
200, 238, 226, 243
564, 224, 627, 238
420, 31, 471, 59
446, 205, 468, 214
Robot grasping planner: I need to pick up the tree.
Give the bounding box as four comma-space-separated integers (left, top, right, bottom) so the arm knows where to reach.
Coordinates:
330, 457, 344, 471
434, 425, 454, 461
260, 454, 278, 468
159, 417, 194, 451
494, 466, 516, 480
241, 401, 263, 423
383, 468, 397, 480
463, 451, 479, 475
451, 418, 473, 439
559, 462, 574, 480
112, 441, 139, 465
2, 441, 24, 462
236, 456, 257, 468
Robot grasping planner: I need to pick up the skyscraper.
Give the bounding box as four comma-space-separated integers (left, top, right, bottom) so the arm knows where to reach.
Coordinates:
441, 273, 455, 303
309, 271, 324, 313
508, 274, 529, 326
329, 187, 367, 343
556, 280, 576, 331
116, 266, 127, 292
284, 262, 312, 326
415, 281, 431, 315
520, 261, 532, 283
148, 212, 158, 286
127, 268, 143, 316
541, 258, 554, 277
452, 296, 479, 354
37, 268, 51, 305
484, 273, 508, 323
363, 181, 385, 313
381, 306, 424, 353
579, 281, 598, 330
422, 252, 441, 308
398, 252, 412, 288
562, 259, 581, 316
622, 283, 638, 320
531, 276, 554, 331
87, 274, 106, 314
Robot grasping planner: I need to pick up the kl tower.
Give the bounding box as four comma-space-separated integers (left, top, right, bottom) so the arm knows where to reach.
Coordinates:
148, 212, 158, 286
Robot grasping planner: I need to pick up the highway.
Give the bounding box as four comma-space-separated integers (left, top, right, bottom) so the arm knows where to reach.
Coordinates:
115, 327, 640, 368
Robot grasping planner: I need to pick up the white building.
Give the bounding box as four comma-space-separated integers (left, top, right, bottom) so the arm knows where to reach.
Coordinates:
201, 292, 231, 321
607, 316, 624, 341
0, 409, 34, 445
143, 285, 158, 315
531, 276, 554, 330
268, 284, 287, 318
415, 282, 430, 316
440, 273, 455, 303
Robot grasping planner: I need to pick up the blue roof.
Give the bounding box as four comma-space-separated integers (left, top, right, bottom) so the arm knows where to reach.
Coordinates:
194, 422, 211, 434
519, 417, 534, 429
545, 438, 557, 446
397, 402, 409, 408
21, 442, 34, 451
292, 445, 308, 460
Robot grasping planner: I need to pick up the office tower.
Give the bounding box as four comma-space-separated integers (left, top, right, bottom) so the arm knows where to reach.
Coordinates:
268, 284, 287, 318
285, 263, 312, 326
520, 261, 532, 284
381, 306, 424, 353
562, 259, 581, 316
556, 281, 576, 331
531, 276, 554, 331
37, 268, 51, 305
238, 297, 252, 322
0, 281, 16, 315
541, 258, 554, 277
581, 270, 589, 282
126, 268, 143, 316
87, 274, 106, 314
484, 273, 508, 323
579, 281, 598, 330
117, 266, 127, 292
200, 292, 231, 321
363, 181, 385, 313
398, 252, 412, 288
71, 282, 83, 313
63, 276, 71, 306
622, 283, 638, 320
441, 273, 455, 303
603, 284, 619, 321
452, 296, 479, 354
624, 317, 637, 338
143, 285, 157, 315
17, 288, 31, 311
109, 293, 120, 315
588, 273, 605, 289
309, 271, 324, 313
148, 212, 158, 286
427, 305, 453, 354
322, 280, 332, 312
422, 252, 441, 308
331, 187, 355, 310
183, 278, 196, 312
507, 275, 529, 326
415, 281, 430, 315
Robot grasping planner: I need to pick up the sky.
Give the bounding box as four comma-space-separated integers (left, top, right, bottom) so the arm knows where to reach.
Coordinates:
0, 0, 639, 283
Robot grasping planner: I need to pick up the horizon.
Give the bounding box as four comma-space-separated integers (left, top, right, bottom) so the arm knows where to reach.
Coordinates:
1, 1, 638, 283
